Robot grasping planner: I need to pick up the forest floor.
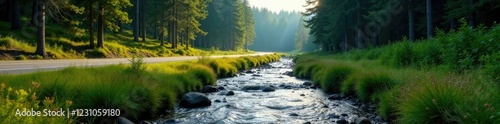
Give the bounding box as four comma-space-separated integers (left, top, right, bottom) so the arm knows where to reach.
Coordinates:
0, 20, 252, 60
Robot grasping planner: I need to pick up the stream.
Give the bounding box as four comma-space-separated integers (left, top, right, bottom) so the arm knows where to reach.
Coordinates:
155, 58, 386, 124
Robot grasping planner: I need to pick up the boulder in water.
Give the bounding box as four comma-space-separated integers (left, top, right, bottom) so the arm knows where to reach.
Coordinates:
336, 119, 349, 124
226, 91, 235, 96
356, 117, 372, 124
202, 85, 218, 93
328, 94, 344, 100
241, 85, 263, 91
179, 92, 211, 108
262, 86, 275, 92
116, 117, 134, 124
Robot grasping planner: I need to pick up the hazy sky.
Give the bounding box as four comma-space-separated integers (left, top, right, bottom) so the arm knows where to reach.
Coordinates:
248, 0, 307, 13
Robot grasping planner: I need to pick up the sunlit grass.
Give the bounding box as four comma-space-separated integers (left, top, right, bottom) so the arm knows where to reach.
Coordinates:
0, 20, 255, 60
0, 54, 279, 122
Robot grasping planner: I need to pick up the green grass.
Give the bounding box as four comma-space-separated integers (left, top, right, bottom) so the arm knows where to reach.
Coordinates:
292, 22, 500, 123
0, 54, 280, 123
294, 52, 500, 123
0, 20, 254, 60
354, 71, 398, 102
318, 65, 355, 93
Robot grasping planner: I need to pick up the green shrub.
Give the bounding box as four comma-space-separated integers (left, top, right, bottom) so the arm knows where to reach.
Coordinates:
341, 73, 359, 96
293, 64, 305, 78
16, 55, 28, 60
208, 60, 238, 78
377, 88, 399, 120
383, 41, 414, 67
127, 56, 147, 75
319, 65, 355, 93
439, 21, 500, 71
186, 65, 217, 86
398, 80, 466, 124
243, 56, 260, 67
481, 52, 500, 83
300, 62, 323, 79
355, 72, 398, 102
197, 53, 212, 65
412, 40, 442, 68
235, 58, 250, 70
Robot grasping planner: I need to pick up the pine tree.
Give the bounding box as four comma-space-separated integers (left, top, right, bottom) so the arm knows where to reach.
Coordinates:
94, 0, 132, 48
242, 0, 255, 51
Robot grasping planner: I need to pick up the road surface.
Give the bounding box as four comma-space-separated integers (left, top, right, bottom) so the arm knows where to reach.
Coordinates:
0, 52, 274, 75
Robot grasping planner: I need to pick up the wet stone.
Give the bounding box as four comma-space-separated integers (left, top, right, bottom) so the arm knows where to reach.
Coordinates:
137, 120, 152, 124
214, 99, 221, 103
262, 87, 275, 92
117, 117, 134, 124
356, 117, 372, 124
336, 119, 349, 124
226, 91, 235, 96
252, 74, 262, 77
328, 94, 343, 100
300, 94, 305, 96
309, 86, 318, 89
341, 113, 349, 117
201, 86, 218, 93
302, 82, 312, 86
328, 114, 340, 119
217, 86, 225, 90
289, 113, 299, 116
303, 122, 312, 124
179, 92, 211, 108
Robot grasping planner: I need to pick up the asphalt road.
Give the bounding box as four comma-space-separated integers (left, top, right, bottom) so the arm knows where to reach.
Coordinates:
0, 52, 274, 75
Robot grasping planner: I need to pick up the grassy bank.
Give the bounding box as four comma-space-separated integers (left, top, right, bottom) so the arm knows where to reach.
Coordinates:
293, 23, 500, 123
0, 20, 253, 60
0, 54, 280, 123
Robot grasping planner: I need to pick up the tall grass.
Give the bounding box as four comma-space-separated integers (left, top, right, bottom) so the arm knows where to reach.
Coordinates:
319, 65, 355, 93
354, 71, 398, 102
294, 51, 500, 122
0, 54, 280, 123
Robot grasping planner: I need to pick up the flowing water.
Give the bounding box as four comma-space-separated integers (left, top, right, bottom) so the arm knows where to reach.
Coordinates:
156, 58, 384, 124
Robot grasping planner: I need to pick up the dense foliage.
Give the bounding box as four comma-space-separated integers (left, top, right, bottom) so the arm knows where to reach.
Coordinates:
0, 0, 259, 58
293, 19, 500, 123
303, 0, 500, 52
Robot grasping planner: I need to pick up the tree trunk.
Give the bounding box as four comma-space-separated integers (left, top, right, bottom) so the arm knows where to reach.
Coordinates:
31, 0, 38, 26
97, 3, 104, 48
160, 12, 164, 46
133, 0, 139, 42
344, 17, 348, 52
244, 38, 248, 52
89, 4, 95, 48
35, 0, 46, 56
426, 0, 433, 39
172, 2, 177, 49
356, 0, 363, 48
408, 0, 415, 41
10, 0, 21, 30
141, 0, 146, 42
469, 0, 476, 28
